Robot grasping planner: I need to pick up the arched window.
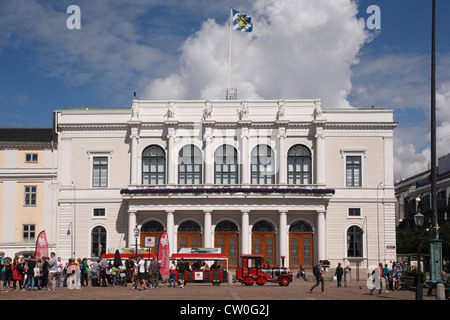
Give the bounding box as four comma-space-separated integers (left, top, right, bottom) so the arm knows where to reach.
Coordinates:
178, 145, 202, 184
252, 220, 275, 232
142, 145, 166, 185
178, 220, 201, 232
251, 144, 275, 184
215, 220, 239, 232
347, 226, 363, 257
214, 145, 238, 184
91, 226, 106, 257
289, 220, 313, 232
287, 145, 312, 185
141, 220, 164, 232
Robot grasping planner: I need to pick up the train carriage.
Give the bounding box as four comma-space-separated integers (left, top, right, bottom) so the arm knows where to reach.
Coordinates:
170, 253, 229, 286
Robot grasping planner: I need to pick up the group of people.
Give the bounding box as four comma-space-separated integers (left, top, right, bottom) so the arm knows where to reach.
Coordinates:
125, 255, 162, 291
305, 260, 427, 296
0, 251, 60, 292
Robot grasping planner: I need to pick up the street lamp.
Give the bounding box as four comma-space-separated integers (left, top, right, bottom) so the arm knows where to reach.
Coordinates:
414, 201, 425, 300
134, 225, 140, 260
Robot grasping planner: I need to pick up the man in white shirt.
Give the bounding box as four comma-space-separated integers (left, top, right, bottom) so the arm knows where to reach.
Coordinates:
48, 252, 58, 291
136, 255, 148, 291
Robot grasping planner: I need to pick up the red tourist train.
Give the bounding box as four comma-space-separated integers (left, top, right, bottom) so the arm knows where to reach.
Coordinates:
235, 254, 293, 286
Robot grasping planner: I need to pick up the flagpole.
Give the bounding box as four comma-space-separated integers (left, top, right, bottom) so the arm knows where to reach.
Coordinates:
227, 7, 233, 99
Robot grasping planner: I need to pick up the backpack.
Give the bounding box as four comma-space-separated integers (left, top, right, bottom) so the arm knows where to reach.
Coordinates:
313, 265, 320, 277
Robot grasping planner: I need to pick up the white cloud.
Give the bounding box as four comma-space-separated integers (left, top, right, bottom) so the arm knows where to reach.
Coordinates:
394, 137, 429, 180
393, 80, 450, 180
0, 0, 173, 92
142, 0, 369, 106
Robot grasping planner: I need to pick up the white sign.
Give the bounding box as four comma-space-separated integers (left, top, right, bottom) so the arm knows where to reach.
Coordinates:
144, 237, 155, 247
194, 271, 204, 280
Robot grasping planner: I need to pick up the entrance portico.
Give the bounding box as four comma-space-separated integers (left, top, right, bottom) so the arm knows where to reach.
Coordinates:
122, 186, 333, 269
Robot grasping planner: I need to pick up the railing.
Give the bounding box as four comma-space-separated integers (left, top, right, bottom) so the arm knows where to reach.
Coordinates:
121, 184, 335, 196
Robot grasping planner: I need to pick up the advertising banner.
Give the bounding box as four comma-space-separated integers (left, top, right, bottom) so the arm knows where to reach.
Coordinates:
35, 230, 49, 260
157, 231, 170, 278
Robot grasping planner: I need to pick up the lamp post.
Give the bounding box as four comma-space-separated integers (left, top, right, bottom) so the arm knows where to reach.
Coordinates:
429, 0, 443, 285
134, 225, 140, 261
414, 205, 425, 300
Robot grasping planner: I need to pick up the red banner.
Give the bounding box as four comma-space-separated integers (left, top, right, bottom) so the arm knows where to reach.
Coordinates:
157, 231, 170, 277
35, 230, 49, 259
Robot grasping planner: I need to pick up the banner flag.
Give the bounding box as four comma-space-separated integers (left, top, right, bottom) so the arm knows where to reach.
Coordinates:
232, 9, 253, 32
157, 231, 170, 278
35, 230, 49, 260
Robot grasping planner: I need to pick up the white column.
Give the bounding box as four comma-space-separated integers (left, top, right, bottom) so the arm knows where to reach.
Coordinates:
167, 128, 176, 184
166, 210, 175, 254
128, 210, 137, 248
317, 211, 326, 261
241, 210, 250, 254
130, 133, 138, 185
204, 210, 212, 248
315, 126, 324, 185
279, 210, 288, 266
278, 128, 287, 185
240, 127, 249, 185
204, 131, 212, 185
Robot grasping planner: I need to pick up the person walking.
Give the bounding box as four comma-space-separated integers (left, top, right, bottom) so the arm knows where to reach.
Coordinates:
370, 263, 383, 295
48, 252, 58, 291
136, 255, 148, 291
149, 257, 160, 289
334, 262, 343, 288
310, 260, 326, 294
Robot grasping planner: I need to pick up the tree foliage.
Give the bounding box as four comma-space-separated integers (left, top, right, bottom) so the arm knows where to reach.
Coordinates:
397, 224, 450, 259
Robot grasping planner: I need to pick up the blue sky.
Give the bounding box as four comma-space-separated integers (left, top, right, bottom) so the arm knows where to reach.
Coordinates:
0, 0, 449, 179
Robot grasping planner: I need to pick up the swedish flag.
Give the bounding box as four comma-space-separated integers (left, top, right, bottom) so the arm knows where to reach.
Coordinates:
232, 9, 253, 32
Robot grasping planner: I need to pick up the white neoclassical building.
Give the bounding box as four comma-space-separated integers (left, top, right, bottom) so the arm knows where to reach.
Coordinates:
54, 99, 397, 273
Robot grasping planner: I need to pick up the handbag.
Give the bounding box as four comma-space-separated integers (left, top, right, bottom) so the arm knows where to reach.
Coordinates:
34, 267, 40, 277
333, 275, 337, 281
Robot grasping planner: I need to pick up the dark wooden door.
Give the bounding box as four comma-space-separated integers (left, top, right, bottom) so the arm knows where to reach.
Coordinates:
289, 233, 313, 268
215, 232, 239, 269
252, 232, 276, 266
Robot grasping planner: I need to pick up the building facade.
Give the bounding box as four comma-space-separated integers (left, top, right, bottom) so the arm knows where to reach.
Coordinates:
395, 153, 450, 230
54, 99, 397, 271
0, 128, 57, 258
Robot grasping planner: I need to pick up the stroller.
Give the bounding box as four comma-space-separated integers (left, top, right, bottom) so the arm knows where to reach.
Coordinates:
116, 269, 128, 287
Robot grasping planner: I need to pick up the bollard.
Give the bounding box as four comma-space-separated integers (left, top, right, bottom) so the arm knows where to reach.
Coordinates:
344, 266, 351, 287
436, 283, 445, 300
228, 271, 233, 286
381, 277, 387, 293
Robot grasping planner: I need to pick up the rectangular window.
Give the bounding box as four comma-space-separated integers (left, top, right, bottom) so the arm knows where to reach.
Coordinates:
93, 157, 108, 187
25, 153, 38, 162
348, 208, 361, 217
93, 208, 106, 217
346, 156, 362, 187
24, 186, 37, 206
23, 224, 35, 244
